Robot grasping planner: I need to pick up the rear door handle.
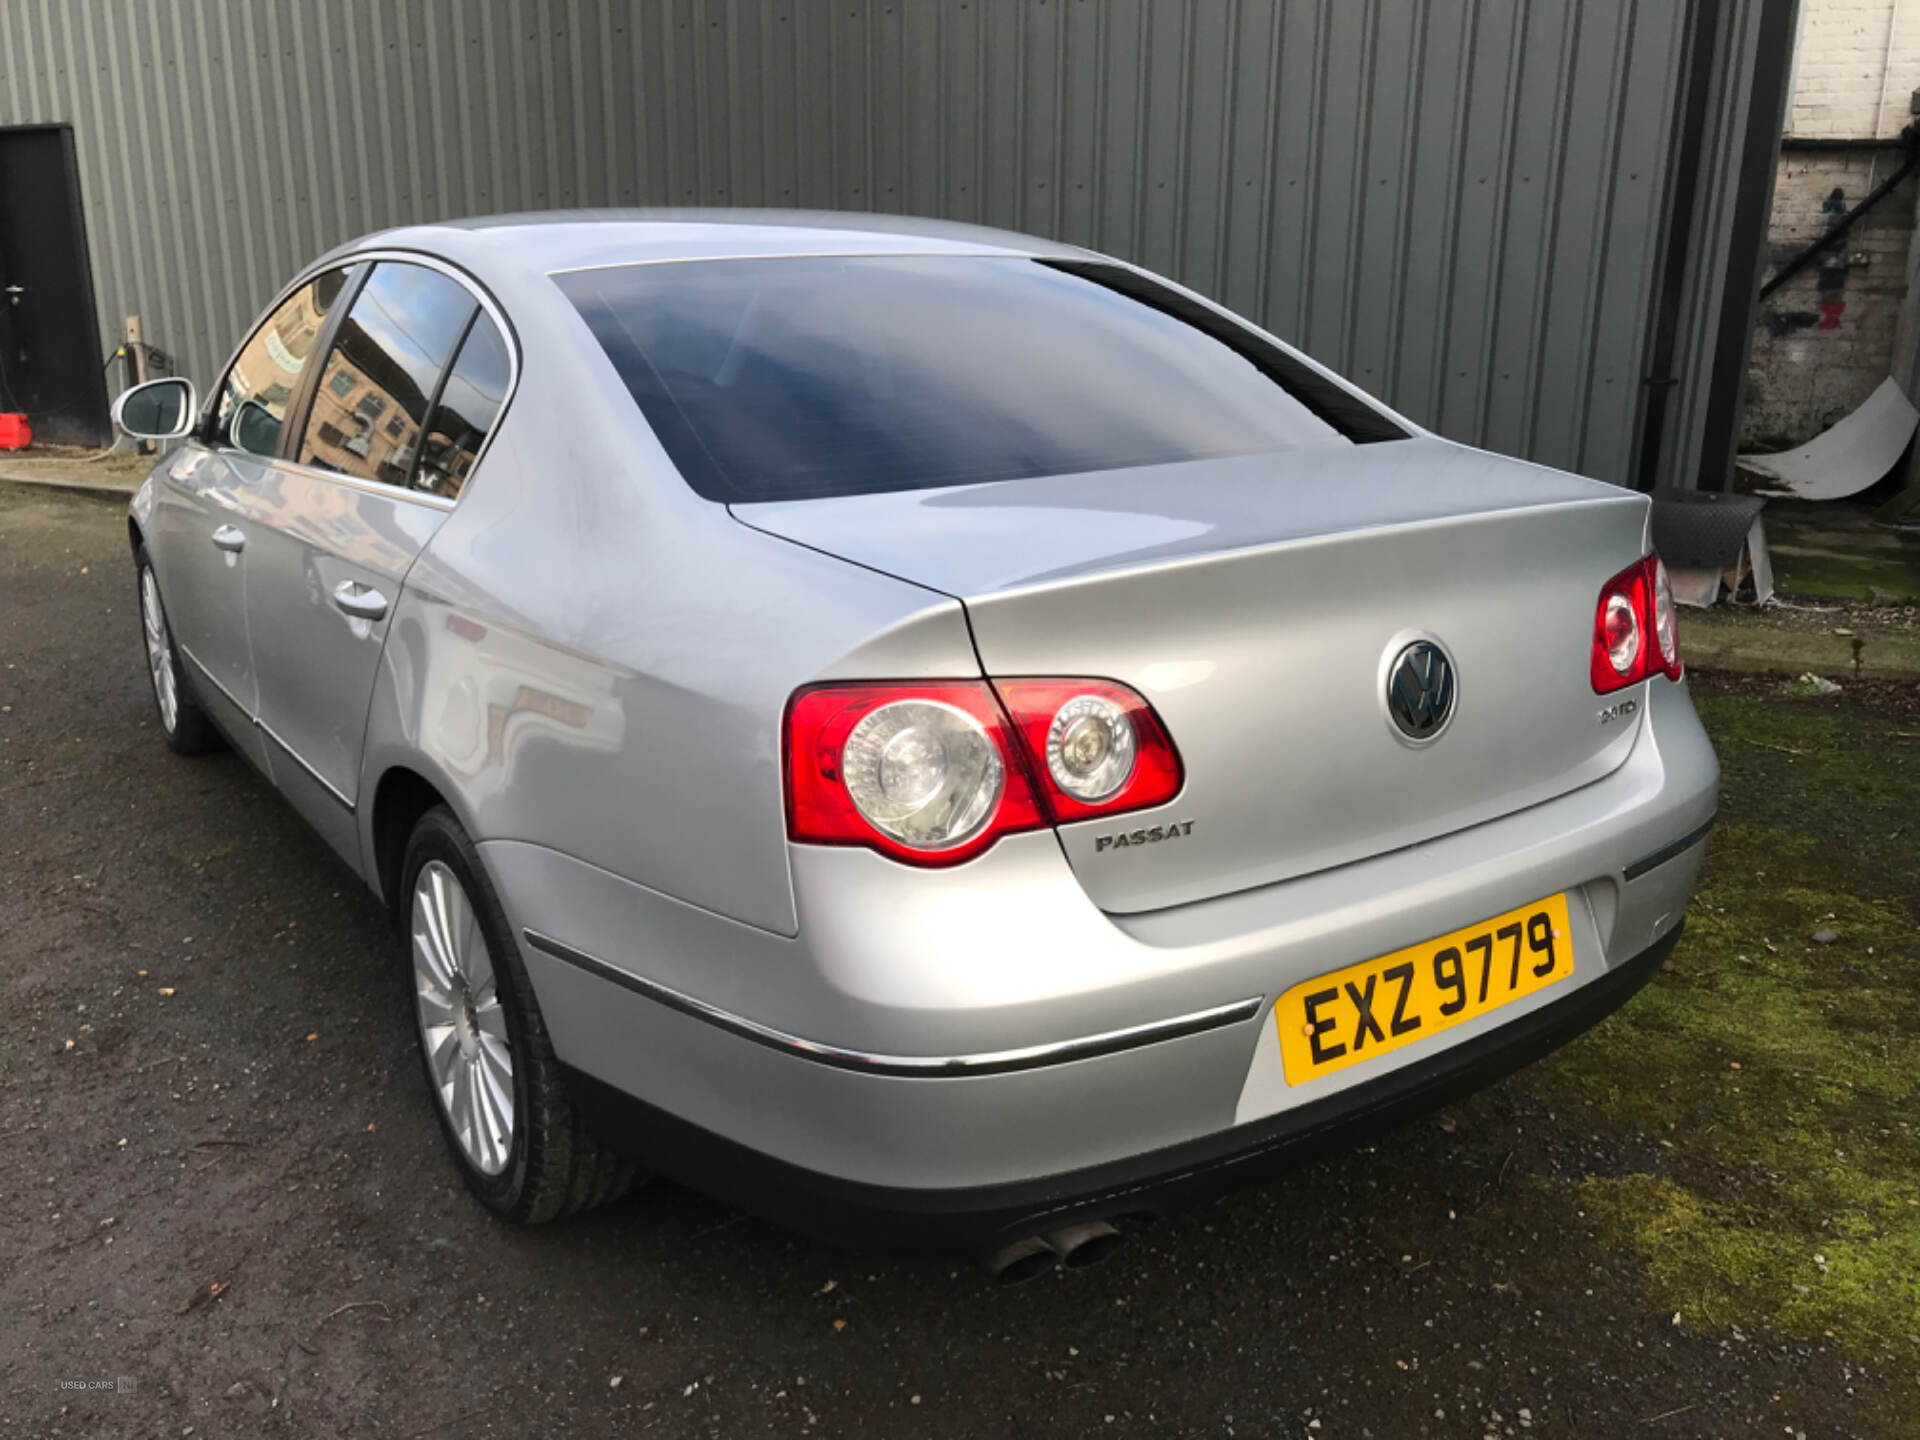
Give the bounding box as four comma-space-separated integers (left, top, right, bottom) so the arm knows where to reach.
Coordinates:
211, 524, 246, 553
331, 580, 389, 622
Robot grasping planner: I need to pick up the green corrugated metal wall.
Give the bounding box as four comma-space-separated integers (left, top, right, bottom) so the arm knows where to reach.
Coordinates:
0, 0, 1791, 488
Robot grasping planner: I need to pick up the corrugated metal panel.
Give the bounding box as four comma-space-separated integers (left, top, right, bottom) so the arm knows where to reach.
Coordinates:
0, 0, 1762, 488
1654, 0, 1798, 492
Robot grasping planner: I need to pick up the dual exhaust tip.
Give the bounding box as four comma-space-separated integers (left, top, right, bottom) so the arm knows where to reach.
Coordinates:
985, 1220, 1128, 1284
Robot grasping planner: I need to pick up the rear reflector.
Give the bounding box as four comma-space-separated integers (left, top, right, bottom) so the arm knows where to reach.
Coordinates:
1592, 553, 1682, 693
785, 678, 1184, 865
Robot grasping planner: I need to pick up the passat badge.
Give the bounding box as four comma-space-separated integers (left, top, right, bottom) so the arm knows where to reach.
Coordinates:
1094, 820, 1194, 853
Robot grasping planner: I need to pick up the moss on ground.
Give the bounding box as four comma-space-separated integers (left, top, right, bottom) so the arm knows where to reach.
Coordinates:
1364, 675, 1920, 1422
1513, 680, 1920, 1368
1763, 502, 1920, 605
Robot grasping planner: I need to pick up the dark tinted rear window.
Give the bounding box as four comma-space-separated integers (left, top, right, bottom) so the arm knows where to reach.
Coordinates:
556, 256, 1403, 502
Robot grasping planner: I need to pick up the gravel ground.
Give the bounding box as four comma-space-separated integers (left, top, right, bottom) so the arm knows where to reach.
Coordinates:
1, 484, 1905, 1438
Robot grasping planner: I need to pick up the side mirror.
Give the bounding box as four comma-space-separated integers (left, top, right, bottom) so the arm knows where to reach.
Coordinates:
230, 397, 281, 457
111, 377, 197, 442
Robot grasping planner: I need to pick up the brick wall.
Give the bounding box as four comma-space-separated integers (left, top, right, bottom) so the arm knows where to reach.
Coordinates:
1743, 0, 1920, 451
1745, 152, 1916, 449
1787, 0, 1920, 139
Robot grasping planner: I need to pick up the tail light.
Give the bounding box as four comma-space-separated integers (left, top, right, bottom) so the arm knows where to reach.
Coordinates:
1592, 553, 1682, 693
785, 678, 1183, 865
991, 679, 1183, 822
785, 682, 1044, 865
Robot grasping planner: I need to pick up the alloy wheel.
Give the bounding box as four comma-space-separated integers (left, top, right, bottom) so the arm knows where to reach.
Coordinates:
411, 859, 516, 1175
139, 568, 179, 734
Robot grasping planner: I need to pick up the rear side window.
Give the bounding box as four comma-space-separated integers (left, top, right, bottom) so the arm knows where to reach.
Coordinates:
556, 256, 1403, 503
213, 266, 352, 457
413, 315, 511, 500
298, 262, 477, 488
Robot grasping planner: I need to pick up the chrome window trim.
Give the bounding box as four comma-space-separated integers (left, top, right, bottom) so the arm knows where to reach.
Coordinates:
544, 248, 1059, 277
266, 458, 458, 511
198, 259, 365, 462
522, 927, 1264, 1078
200, 247, 520, 513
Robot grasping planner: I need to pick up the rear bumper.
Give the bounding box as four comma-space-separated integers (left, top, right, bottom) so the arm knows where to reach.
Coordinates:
561, 920, 1683, 1254
487, 677, 1716, 1242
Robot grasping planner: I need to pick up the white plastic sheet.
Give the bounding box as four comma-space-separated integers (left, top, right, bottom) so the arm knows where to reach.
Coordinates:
1738, 377, 1918, 500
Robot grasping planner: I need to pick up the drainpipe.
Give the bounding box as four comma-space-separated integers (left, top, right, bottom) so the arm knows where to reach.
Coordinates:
1758, 124, 1920, 300
1868, 0, 1900, 190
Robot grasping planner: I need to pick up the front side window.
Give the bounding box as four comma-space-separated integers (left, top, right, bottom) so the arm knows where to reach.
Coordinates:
413, 315, 511, 500
556, 255, 1404, 503
298, 262, 477, 488
212, 266, 352, 457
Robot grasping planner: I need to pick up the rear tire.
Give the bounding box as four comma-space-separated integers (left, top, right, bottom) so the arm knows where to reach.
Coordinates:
135, 546, 222, 756
399, 806, 638, 1223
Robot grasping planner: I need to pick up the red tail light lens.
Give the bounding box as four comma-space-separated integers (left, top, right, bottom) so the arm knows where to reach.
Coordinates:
1592, 553, 1682, 693
993, 679, 1184, 822
785, 682, 1045, 865
1650, 555, 1681, 676
784, 677, 1184, 864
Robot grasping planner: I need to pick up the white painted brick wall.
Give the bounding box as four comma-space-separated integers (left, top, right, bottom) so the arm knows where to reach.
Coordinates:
1747, 2, 1920, 450
1788, 0, 1920, 139
1744, 154, 1916, 448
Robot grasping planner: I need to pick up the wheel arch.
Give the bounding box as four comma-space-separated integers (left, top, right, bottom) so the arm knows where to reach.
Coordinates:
369, 764, 458, 913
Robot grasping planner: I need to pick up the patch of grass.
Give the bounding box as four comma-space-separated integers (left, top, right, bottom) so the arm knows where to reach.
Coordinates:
1570, 1172, 1920, 1351
1769, 544, 1920, 606
1764, 504, 1920, 605
1533, 818, 1920, 1356
1454, 680, 1920, 1368
171, 839, 237, 870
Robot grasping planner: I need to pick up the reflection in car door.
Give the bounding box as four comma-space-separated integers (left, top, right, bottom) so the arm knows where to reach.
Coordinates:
236, 261, 488, 865
149, 267, 354, 770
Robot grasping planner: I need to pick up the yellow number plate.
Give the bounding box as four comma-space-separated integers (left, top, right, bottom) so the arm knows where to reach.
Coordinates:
1275, 893, 1575, 1085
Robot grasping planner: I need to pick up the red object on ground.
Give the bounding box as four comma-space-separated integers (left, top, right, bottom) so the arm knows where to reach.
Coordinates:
0, 413, 30, 450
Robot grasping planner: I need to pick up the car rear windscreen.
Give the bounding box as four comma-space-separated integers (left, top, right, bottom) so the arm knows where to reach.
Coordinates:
555, 255, 1405, 503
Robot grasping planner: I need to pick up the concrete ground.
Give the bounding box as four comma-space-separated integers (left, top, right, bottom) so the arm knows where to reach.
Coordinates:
0, 443, 153, 498
3, 483, 1918, 1438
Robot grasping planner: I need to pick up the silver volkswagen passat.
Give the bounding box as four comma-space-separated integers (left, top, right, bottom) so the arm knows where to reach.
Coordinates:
114, 211, 1717, 1277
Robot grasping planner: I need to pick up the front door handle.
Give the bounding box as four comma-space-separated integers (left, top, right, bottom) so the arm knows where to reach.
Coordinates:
211, 524, 246, 553
331, 580, 389, 622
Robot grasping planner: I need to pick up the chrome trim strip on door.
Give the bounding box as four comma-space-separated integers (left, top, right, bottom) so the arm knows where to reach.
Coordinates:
256, 719, 355, 811
521, 928, 1264, 1078
177, 644, 355, 811
175, 641, 248, 714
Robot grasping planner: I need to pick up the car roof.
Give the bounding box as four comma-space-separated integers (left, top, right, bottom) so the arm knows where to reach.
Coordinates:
325, 208, 1095, 280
